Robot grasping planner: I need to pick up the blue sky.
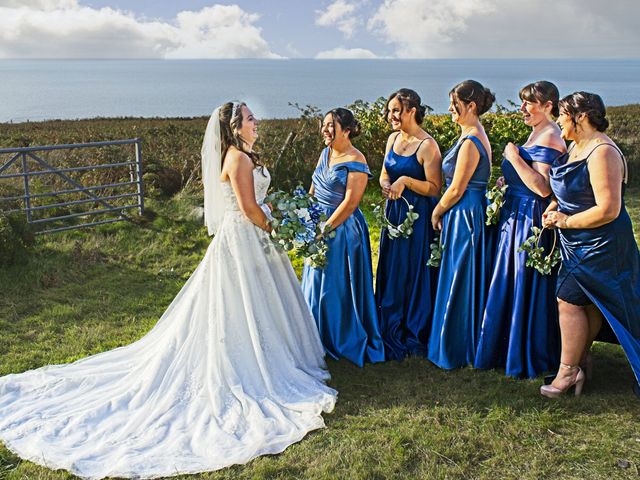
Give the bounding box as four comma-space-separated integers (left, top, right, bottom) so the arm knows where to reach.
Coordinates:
82, 0, 386, 58
0, 0, 638, 59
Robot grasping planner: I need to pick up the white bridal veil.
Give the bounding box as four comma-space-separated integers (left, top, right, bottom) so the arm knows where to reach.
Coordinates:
201, 106, 225, 235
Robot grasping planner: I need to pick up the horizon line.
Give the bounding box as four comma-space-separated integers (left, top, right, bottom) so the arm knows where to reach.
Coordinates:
1, 57, 640, 61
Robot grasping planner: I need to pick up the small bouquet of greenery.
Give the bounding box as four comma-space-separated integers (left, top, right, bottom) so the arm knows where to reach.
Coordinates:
427, 234, 443, 268
265, 186, 334, 268
485, 184, 508, 226
372, 195, 419, 240
518, 226, 561, 275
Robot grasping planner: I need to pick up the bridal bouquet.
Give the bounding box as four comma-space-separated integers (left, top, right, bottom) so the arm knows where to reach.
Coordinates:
265, 186, 334, 268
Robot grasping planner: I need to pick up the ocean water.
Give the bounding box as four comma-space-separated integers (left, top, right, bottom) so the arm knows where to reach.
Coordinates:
1, 59, 639, 122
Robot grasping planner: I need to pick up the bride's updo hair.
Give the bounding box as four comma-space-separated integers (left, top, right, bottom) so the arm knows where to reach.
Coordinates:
219, 101, 263, 169
450, 80, 495, 116
383, 88, 429, 124
519, 81, 560, 117
558, 91, 609, 132
324, 107, 361, 140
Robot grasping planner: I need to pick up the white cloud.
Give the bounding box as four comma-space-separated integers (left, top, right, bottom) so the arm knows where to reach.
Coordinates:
315, 47, 377, 59
0, 0, 75, 8
315, 0, 361, 39
367, 0, 640, 58
368, 0, 493, 58
167, 5, 280, 59
0, 1, 281, 59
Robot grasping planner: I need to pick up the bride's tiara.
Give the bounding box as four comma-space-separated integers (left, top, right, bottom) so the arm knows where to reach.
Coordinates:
232, 102, 242, 119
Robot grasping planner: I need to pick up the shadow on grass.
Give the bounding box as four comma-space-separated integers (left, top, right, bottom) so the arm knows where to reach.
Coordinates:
324, 344, 639, 420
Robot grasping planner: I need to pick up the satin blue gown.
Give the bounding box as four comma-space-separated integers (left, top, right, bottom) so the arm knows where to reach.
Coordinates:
427, 135, 492, 369
475, 146, 563, 378
302, 147, 385, 367
375, 138, 438, 360
550, 146, 640, 384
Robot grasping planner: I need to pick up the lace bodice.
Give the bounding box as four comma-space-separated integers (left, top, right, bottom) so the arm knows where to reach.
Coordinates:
221, 167, 271, 211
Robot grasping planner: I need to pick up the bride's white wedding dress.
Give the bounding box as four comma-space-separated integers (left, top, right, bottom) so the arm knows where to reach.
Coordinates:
0, 167, 337, 479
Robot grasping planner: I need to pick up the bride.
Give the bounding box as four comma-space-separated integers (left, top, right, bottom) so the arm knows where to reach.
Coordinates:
0, 102, 337, 479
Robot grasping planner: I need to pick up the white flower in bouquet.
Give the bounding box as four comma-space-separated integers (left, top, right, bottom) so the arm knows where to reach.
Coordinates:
265, 186, 334, 268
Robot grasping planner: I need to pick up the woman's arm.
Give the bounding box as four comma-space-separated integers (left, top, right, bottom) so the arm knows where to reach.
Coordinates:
545, 146, 623, 229
380, 166, 391, 198
503, 142, 552, 197
309, 152, 323, 196
389, 139, 442, 199
324, 170, 369, 230
379, 134, 396, 198
226, 152, 271, 232
431, 140, 480, 229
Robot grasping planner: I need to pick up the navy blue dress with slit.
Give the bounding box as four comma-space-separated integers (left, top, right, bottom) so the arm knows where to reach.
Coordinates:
550, 145, 640, 384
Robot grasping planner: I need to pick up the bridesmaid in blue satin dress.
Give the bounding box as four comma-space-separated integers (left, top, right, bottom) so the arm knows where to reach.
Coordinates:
427, 80, 494, 369
376, 88, 442, 360
475, 82, 566, 378
302, 107, 385, 367
541, 92, 640, 398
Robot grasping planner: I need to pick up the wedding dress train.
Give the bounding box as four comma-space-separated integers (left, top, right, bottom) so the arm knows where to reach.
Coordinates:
0, 167, 337, 479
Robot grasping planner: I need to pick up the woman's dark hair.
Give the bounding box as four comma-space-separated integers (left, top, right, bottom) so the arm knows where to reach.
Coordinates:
323, 107, 361, 140
383, 88, 429, 124
219, 101, 263, 169
519, 81, 560, 117
558, 91, 609, 132
449, 80, 495, 116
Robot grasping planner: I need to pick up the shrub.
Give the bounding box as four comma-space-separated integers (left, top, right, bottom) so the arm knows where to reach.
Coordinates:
349, 97, 389, 172
0, 212, 35, 266
608, 105, 640, 186
0, 104, 637, 200
257, 103, 324, 192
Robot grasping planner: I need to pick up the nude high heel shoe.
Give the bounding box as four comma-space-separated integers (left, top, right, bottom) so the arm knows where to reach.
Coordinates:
543, 353, 593, 385
540, 363, 585, 398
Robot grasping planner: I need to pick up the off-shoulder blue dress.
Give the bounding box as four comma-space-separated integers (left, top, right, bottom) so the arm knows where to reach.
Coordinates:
302, 147, 385, 367
550, 144, 640, 385
427, 135, 492, 369
475, 145, 563, 378
375, 137, 438, 360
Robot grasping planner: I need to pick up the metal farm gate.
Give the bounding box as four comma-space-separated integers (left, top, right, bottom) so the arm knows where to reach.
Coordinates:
0, 139, 144, 234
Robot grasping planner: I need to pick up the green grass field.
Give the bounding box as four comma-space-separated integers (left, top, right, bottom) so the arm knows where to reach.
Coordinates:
1, 184, 639, 480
